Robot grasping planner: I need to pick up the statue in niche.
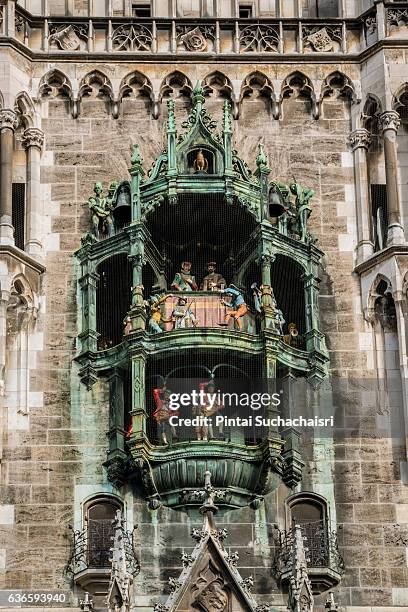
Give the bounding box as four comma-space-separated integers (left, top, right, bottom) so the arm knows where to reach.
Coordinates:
201, 262, 226, 291
283, 322, 300, 347
171, 261, 198, 291
221, 285, 248, 331
172, 297, 198, 329
289, 179, 315, 242
193, 148, 208, 173
153, 386, 178, 446
88, 181, 114, 239
374, 292, 397, 330
194, 380, 224, 441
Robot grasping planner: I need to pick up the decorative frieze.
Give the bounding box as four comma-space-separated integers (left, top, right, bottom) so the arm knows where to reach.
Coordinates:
387, 8, 408, 31
239, 24, 279, 53
112, 22, 153, 51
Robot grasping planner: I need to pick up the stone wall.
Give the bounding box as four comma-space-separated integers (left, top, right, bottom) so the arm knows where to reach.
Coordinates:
0, 55, 408, 610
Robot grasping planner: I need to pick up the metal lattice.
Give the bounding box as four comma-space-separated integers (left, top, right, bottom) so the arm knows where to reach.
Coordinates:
12, 183, 25, 250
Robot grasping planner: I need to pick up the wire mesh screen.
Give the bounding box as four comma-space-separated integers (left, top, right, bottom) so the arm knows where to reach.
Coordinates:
87, 518, 114, 568
371, 184, 388, 252
144, 352, 264, 446
12, 183, 25, 250
96, 254, 132, 348
271, 255, 306, 343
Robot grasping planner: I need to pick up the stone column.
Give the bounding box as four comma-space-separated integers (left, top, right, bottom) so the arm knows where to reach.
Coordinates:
348, 128, 374, 263
130, 354, 147, 445
379, 110, 405, 246
0, 109, 18, 246
22, 128, 44, 257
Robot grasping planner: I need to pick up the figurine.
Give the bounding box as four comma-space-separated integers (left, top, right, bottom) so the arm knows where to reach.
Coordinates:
274, 308, 285, 335
289, 179, 315, 242
251, 282, 263, 314
221, 285, 248, 331
201, 262, 226, 291
193, 149, 208, 173
153, 386, 178, 445
123, 315, 132, 335
88, 182, 114, 239
172, 297, 198, 329
283, 322, 300, 346
147, 292, 170, 334
194, 380, 223, 440
171, 262, 198, 291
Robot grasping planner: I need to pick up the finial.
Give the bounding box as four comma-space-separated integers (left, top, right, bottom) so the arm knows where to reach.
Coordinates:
167, 98, 176, 132
192, 80, 205, 106
79, 593, 94, 612
325, 593, 339, 611
223, 100, 232, 134
256, 142, 267, 168
131, 143, 142, 165
199, 470, 218, 517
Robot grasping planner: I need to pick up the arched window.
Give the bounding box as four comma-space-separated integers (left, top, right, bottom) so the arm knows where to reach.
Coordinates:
85, 497, 123, 568
287, 493, 329, 567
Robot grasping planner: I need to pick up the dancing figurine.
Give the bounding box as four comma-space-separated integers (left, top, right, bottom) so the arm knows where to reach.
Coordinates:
221, 285, 248, 331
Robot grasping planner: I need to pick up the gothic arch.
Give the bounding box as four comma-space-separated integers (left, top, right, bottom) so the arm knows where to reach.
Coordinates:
159, 71, 193, 101
393, 82, 408, 124
119, 70, 153, 101
321, 71, 356, 102
202, 71, 233, 99
78, 70, 114, 101
38, 69, 73, 99
14, 91, 37, 128
0, 90, 4, 109
366, 273, 393, 323
361, 94, 382, 133
281, 71, 314, 101
9, 273, 36, 310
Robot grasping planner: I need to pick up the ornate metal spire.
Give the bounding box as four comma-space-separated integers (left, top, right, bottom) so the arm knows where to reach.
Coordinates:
106, 510, 140, 612
287, 525, 314, 612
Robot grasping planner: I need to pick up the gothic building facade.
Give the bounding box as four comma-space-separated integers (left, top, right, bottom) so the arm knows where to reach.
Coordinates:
1, 0, 408, 610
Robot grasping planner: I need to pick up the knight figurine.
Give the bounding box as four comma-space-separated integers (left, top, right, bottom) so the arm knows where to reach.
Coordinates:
289, 179, 315, 242
201, 262, 226, 291
171, 262, 198, 291
88, 181, 114, 239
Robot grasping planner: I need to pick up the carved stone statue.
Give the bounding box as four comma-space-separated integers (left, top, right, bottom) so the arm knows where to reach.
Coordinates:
88, 181, 114, 239
201, 262, 226, 291
171, 262, 198, 291
194, 578, 228, 612
193, 148, 208, 173
289, 180, 315, 242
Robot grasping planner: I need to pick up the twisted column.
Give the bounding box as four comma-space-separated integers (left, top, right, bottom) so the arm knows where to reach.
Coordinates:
379, 110, 405, 245
348, 128, 374, 263
22, 128, 45, 257
0, 109, 18, 245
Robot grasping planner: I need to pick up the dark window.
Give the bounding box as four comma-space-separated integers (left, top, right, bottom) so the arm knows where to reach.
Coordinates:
316, 0, 339, 17
371, 184, 388, 252
12, 183, 25, 251
290, 499, 329, 567
96, 254, 133, 349
132, 3, 151, 16
239, 5, 253, 18
87, 499, 121, 568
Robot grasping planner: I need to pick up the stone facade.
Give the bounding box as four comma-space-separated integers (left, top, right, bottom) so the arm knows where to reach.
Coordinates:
1, 0, 408, 611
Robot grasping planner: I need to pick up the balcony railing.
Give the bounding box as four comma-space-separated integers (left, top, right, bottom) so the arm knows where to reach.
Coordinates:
0, 4, 391, 57
275, 521, 345, 593
66, 519, 139, 577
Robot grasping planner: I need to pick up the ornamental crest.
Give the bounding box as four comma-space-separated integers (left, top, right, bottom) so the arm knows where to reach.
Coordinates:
178, 26, 213, 51
306, 27, 334, 52
49, 24, 83, 50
